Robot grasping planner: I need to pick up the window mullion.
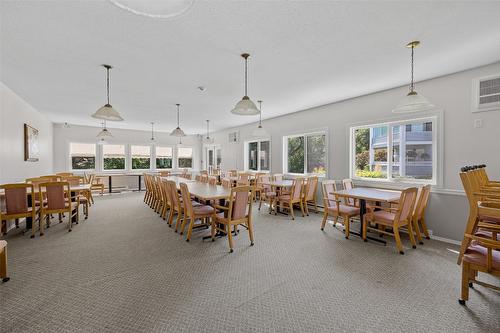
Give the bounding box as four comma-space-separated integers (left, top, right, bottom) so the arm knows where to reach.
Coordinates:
387, 126, 393, 180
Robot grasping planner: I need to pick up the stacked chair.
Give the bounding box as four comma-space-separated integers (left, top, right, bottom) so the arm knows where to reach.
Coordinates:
457, 165, 500, 305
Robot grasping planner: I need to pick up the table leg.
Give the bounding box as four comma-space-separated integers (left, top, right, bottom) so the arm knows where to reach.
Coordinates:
138, 175, 142, 191
25, 194, 33, 230
108, 176, 112, 194
348, 199, 386, 245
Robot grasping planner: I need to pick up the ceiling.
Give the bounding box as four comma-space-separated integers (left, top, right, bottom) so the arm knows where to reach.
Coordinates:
2, 0, 500, 135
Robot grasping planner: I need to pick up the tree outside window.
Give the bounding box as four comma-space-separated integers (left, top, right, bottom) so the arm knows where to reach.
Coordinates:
131, 145, 150, 169
103, 144, 125, 170
70, 143, 96, 170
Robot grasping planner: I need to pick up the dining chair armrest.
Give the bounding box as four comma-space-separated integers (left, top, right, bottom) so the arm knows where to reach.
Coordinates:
477, 222, 500, 231
368, 205, 398, 212
464, 233, 500, 250
213, 205, 229, 211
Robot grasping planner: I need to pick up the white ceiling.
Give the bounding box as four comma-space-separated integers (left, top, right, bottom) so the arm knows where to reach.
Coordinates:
2, 0, 500, 134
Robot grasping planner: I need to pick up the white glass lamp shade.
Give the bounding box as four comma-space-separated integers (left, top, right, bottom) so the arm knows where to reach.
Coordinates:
170, 127, 186, 137
231, 96, 260, 115
251, 125, 269, 137
97, 128, 113, 138
392, 91, 435, 113
92, 104, 124, 121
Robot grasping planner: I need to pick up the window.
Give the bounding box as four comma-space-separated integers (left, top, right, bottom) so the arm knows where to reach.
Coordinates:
351, 117, 436, 183
177, 147, 193, 168
284, 133, 326, 176
131, 145, 151, 170
69, 143, 95, 170
156, 146, 172, 169
103, 144, 126, 170
216, 148, 222, 168
245, 140, 270, 172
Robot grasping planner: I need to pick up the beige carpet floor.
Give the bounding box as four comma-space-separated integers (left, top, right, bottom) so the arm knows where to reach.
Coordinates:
0, 192, 498, 333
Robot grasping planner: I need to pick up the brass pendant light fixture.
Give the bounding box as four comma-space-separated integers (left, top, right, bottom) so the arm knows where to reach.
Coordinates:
231, 53, 260, 115
92, 64, 124, 121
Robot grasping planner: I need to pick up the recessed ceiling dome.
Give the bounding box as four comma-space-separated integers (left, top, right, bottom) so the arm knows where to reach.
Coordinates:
109, 0, 195, 19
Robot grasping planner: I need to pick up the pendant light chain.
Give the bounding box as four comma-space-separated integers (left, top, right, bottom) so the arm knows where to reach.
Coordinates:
244, 56, 248, 96
258, 100, 262, 126
206, 120, 210, 138
106, 66, 110, 105
176, 104, 180, 128
410, 44, 415, 93
151, 122, 154, 140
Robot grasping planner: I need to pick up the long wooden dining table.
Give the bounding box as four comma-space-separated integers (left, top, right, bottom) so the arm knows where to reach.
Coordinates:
331, 187, 402, 244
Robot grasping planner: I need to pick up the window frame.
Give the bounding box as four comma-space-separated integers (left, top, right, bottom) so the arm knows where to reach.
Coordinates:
155, 145, 174, 170
244, 139, 271, 172
68, 142, 97, 171
349, 114, 441, 186
282, 130, 328, 177
101, 143, 127, 172
176, 146, 194, 170
130, 144, 152, 171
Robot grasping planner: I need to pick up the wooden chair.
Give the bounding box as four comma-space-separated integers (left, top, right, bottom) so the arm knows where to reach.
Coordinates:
412, 185, 431, 244
184, 173, 192, 180
320, 180, 359, 238
457, 168, 500, 264
221, 178, 232, 188
40, 175, 62, 182
273, 174, 283, 182
179, 183, 215, 241
212, 186, 255, 253
276, 178, 305, 220
62, 177, 89, 219
258, 174, 276, 212
237, 173, 250, 186
363, 187, 418, 254
38, 182, 79, 233
0, 240, 9, 282
143, 174, 153, 206
228, 170, 238, 177
459, 201, 500, 305
87, 174, 105, 198
166, 181, 184, 230
159, 179, 171, 220
200, 174, 209, 183
342, 179, 357, 206
159, 171, 170, 177
303, 176, 319, 215
0, 184, 38, 238
208, 176, 218, 186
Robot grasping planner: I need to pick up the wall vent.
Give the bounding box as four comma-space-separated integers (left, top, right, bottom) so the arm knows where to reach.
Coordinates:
228, 131, 239, 143
472, 74, 500, 113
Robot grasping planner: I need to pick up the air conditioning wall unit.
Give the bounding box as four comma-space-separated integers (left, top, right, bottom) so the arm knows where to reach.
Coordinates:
228, 131, 240, 143
472, 74, 500, 113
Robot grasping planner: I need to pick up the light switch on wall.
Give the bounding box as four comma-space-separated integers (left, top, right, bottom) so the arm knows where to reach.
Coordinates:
474, 119, 483, 128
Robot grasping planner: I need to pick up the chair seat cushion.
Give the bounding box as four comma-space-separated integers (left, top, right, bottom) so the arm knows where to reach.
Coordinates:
371, 210, 396, 225
463, 244, 500, 270
327, 204, 359, 216
193, 205, 215, 215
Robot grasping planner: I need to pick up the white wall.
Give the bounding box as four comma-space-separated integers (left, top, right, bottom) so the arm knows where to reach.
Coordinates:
210, 62, 500, 241
53, 123, 203, 173
0, 82, 53, 183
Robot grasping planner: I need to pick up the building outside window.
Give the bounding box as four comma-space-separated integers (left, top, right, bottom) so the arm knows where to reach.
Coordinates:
177, 147, 193, 168
156, 146, 173, 169
352, 117, 435, 182
284, 132, 326, 176
69, 143, 96, 170
102, 144, 126, 170
131, 145, 151, 170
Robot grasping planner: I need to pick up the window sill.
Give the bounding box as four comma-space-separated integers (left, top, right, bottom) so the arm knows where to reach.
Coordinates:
285, 173, 326, 179
352, 177, 435, 189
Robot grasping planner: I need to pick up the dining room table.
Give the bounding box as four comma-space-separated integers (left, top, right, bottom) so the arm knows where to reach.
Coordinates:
331, 187, 402, 244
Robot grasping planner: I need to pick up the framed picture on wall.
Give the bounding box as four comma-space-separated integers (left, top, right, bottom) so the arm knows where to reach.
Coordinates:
24, 123, 40, 162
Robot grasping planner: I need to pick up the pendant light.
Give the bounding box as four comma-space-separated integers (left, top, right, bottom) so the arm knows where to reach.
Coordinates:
252, 100, 269, 137
393, 41, 435, 113
170, 103, 186, 137
203, 120, 214, 144
92, 64, 124, 121
150, 122, 156, 142
231, 53, 260, 115
97, 121, 113, 144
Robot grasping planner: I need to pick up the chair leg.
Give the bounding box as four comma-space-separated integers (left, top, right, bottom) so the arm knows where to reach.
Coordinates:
314, 201, 318, 213
185, 218, 194, 241
412, 217, 423, 245
362, 217, 367, 241
0, 245, 9, 282
210, 218, 216, 242
290, 202, 296, 220
407, 222, 417, 249
320, 211, 328, 230
459, 263, 470, 304
393, 226, 404, 254
344, 216, 350, 239
227, 224, 234, 253
304, 200, 309, 216
420, 216, 431, 239
40, 214, 45, 236
248, 220, 254, 246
